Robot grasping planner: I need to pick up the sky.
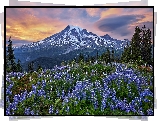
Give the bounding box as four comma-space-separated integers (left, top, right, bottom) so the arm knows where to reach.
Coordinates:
6, 7, 153, 47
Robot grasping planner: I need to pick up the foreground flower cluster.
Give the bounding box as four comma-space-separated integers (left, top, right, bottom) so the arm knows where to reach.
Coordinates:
6, 62, 153, 115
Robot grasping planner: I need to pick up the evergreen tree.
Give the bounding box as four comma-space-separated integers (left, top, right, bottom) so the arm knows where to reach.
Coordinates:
121, 42, 131, 63
130, 26, 142, 63
106, 48, 111, 65
121, 25, 152, 66
78, 53, 84, 62
6, 36, 17, 72
16, 59, 22, 72
74, 57, 77, 62
140, 25, 152, 66
6, 54, 10, 72
111, 47, 114, 62
96, 51, 99, 60
28, 61, 34, 73
90, 56, 95, 64
37, 64, 42, 72
87, 54, 90, 62
103, 48, 111, 65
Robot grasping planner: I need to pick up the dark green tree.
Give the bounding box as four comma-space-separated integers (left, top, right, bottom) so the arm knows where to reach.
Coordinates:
104, 48, 111, 65
6, 53, 10, 72
87, 54, 90, 62
37, 64, 42, 72
6, 36, 17, 72
96, 51, 99, 60
121, 42, 131, 63
78, 53, 84, 62
121, 25, 152, 66
111, 47, 114, 62
140, 25, 152, 66
16, 59, 22, 72
90, 56, 95, 63
28, 61, 34, 73
130, 26, 142, 63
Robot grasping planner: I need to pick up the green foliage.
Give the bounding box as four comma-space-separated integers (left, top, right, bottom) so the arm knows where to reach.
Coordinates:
111, 47, 114, 62
28, 61, 34, 73
78, 53, 84, 62
37, 64, 42, 72
6, 36, 16, 72
6, 36, 22, 72
121, 25, 152, 66
16, 59, 23, 72
102, 48, 111, 65
109, 79, 139, 102
140, 25, 152, 65
121, 42, 131, 63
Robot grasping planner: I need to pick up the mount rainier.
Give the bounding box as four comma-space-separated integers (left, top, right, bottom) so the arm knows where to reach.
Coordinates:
12, 25, 130, 70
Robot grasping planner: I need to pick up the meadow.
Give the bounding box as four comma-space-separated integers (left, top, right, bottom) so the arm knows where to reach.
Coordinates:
6, 61, 154, 115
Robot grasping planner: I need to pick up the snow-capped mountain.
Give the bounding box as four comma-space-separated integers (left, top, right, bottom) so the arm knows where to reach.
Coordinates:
13, 25, 130, 68
14, 25, 129, 53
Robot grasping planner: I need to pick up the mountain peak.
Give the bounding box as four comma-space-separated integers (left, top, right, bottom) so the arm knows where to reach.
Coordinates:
68, 25, 83, 31
104, 34, 110, 37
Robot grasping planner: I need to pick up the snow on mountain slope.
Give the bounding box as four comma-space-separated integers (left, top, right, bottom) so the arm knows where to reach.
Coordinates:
13, 25, 130, 62
69, 25, 83, 32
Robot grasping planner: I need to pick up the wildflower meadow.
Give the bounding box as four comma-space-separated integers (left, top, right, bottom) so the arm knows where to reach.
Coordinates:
5, 61, 154, 115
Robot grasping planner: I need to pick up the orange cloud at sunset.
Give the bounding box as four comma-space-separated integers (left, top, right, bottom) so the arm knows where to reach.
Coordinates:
6, 8, 67, 42
99, 8, 153, 23
85, 8, 100, 17
100, 8, 123, 19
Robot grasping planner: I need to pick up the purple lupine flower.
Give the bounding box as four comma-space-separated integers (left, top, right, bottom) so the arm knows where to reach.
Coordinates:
24, 107, 31, 115
6, 96, 10, 103
129, 103, 137, 113
6, 105, 11, 115
82, 91, 86, 100
13, 94, 21, 102
28, 91, 34, 98
125, 105, 131, 113
30, 110, 35, 115
10, 102, 18, 111
91, 90, 96, 99
61, 90, 65, 98
37, 81, 41, 85
63, 97, 69, 103
42, 80, 46, 87
6, 88, 12, 95
32, 84, 37, 91
55, 109, 59, 115
56, 90, 60, 97
37, 89, 46, 97
147, 108, 153, 115
140, 89, 153, 98
110, 104, 115, 111
138, 107, 144, 115
20, 90, 27, 101
75, 81, 83, 91
49, 105, 54, 114
101, 99, 106, 111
